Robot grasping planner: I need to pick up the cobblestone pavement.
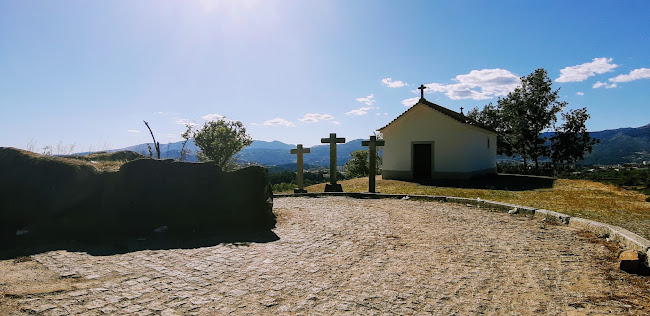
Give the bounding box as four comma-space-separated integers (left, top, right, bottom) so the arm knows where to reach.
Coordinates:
8, 197, 650, 314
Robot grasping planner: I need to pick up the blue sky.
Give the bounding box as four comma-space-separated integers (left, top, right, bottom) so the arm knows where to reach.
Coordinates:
1, 0, 649, 152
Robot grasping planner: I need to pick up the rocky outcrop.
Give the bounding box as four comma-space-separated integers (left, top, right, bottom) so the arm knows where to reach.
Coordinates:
101, 158, 275, 237
0, 147, 275, 243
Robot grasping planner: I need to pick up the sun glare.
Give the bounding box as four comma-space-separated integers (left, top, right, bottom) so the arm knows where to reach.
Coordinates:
193, 0, 262, 14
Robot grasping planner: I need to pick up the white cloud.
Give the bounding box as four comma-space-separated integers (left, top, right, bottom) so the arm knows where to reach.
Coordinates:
576, 92, 584, 96
155, 111, 179, 116
298, 113, 335, 123
202, 113, 225, 122
356, 94, 376, 106
555, 57, 618, 82
419, 69, 520, 100
329, 121, 342, 125
346, 106, 379, 116
401, 97, 420, 107
127, 129, 141, 133
609, 68, 650, 82
174, 118, 197, 126
381, 78, 407, 88
251, 122, 260, 126
262, 118, 295, 127
593, 81, 617, 89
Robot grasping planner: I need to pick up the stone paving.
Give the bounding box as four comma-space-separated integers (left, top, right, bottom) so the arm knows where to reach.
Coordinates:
11, 197, 650, 314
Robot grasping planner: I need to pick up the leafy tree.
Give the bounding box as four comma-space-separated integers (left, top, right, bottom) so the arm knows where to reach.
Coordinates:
344, 149, 381, 179
551, 108, 599, 166
470, 68, 566, 171
191, 118, 253, 170
503, 68, 565, 169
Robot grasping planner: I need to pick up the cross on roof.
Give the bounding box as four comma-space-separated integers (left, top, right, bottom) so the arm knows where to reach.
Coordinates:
418, 84, 427, 99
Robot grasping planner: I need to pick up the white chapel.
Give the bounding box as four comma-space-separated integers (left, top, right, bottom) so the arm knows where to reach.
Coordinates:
379, 90, 497, 180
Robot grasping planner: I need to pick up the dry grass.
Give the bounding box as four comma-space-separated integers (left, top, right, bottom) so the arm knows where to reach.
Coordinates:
87, 160, 127, 172
291, 177, 650, 240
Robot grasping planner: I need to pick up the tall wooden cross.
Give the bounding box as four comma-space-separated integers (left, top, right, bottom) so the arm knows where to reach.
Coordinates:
321, 133, 346, 192
290, 144, 310, 193
362, 135, 385, 193
418, 84, 427, 99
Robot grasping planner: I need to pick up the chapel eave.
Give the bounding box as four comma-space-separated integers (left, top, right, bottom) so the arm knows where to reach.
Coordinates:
378, 98, 497, 134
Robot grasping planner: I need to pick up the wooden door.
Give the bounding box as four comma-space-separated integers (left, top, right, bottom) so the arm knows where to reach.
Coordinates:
413, 144, 431, 179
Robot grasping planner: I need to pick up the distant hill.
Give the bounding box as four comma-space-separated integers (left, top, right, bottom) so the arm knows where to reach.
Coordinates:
91, 123, 650, 167
538, 123, 650, 165
580, 124, 650, 165
111, 139, 368, 167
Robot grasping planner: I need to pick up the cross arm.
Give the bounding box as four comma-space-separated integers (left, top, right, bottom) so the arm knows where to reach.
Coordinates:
362, 140, 385, 146
291, 148, 311, 154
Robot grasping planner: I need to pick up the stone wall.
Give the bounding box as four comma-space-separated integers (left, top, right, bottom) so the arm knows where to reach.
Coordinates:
0, 147, 275, 243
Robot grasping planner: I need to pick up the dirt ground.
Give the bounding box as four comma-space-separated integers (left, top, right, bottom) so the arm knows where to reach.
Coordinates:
1, 197, 649, 315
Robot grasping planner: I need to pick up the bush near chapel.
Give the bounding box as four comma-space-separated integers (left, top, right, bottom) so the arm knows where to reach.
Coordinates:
344, 149, 381, 179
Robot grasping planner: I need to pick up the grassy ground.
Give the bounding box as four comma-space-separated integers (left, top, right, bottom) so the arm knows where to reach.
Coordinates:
284, 176, 650, 240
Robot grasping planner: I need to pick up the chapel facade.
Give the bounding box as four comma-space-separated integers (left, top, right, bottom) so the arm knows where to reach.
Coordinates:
379, 96, 497, 180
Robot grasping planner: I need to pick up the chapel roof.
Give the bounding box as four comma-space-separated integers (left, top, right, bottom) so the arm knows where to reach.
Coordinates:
378, 98, 497, 133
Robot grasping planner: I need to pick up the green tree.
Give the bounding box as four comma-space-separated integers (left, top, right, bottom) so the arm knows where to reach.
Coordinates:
192, 118, 253, 170
344, 149, 381, 179
470, 68, 565, 171
503, 68, 565, 170
551, 108, 599, 166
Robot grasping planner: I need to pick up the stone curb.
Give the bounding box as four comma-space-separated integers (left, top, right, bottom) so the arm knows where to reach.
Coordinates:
534, 209, 572, 225
274, 192, 650, 267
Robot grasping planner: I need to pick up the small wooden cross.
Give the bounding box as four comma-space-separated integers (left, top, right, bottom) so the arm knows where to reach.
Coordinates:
460, 107, 464, 115
361, 135, 385, 193
418, 84, 427, 99
290, 144, 310, 193
321, 133, 346, 191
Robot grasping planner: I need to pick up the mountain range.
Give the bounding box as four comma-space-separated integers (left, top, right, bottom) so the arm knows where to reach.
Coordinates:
115, 138, 368, 169
109, 124, 650, 168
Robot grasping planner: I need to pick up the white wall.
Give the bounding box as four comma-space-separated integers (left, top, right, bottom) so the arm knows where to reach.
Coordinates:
381, 103, 497, 176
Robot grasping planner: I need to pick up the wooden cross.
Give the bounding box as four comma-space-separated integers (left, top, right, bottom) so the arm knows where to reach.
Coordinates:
321, 133, 346, 191
418, 84, 427, 99
290, 144, 310, 193
361, 135, 385, 193
460, 107, 464, 115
